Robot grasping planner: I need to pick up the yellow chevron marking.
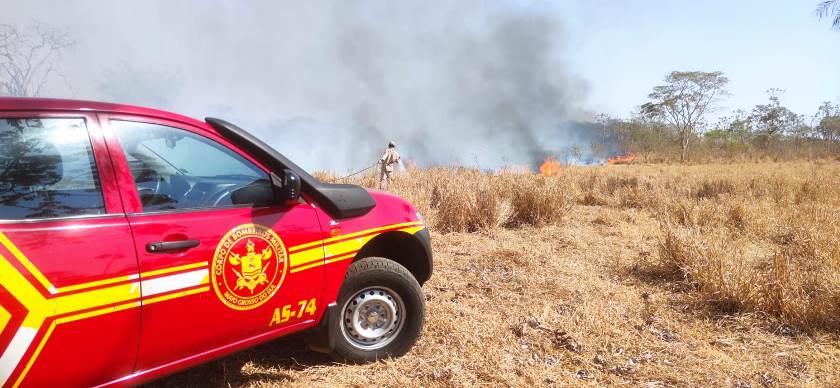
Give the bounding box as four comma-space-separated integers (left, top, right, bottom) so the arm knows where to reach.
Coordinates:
291, 252, 355, 274
289, 260, 325, 274
287, 236, 327, 252
57, 302, 141, 325
0, 233, 56, 294
12, 322, 54, 388
0, 305, 9, 334
323, 225, 424, 258
288, 222, 424, 270
54, 283, 141, 316
141, 261, 207, 278
143, 286, 210, 306
288, 246, 323, 268
15, 301, 141, 388
324, 253, 356, 265
0, 231, 144, 296
0, 247, 203, 387
399, 226, 425, 235
55, 274, 136, 294
50, 260, 216, 295
290, 221, 423, 252
0, 222, 425, 386
324, 235, 369, 258
290, 225, 426, 273
0, 249, 50, 388
0, 253, 47, 313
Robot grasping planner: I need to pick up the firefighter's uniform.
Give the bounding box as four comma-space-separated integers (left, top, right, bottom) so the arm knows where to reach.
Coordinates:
379, 142, 400, 190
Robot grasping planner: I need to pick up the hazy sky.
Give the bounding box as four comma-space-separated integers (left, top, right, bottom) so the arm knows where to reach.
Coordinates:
557, 0, 840, 120
1, 1, 838, 169
3, 1, 834, 118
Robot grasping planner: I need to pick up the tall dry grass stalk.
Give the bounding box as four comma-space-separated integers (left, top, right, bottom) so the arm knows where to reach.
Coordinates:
568, 161, 840, 331
328, 161, 840, 332
502, 175, 571, 227
339, 167, 573, 233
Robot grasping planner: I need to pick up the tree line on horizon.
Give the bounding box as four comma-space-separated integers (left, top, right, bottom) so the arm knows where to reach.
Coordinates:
587, 70, 839, 164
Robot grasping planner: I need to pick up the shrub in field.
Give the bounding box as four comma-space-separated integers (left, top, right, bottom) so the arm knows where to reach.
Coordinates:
343, 161, 840, 332
650, 165, 840, 331
433, 187, 475, 233
572, 169, 661, 210
433, 184, 502, 233
656, 226, 694, 280
725, 201, 748, 231
604, 175, 639, 195
657, 219, 840, 330
576, 172, 609, 206
618, 186, 650, 209
504, 176, 571, 227
580, 191, 607, 206
382, 167, 572, 232
694, 178, 736, 199
403, 169, 502, 233
473, 186, 500, 230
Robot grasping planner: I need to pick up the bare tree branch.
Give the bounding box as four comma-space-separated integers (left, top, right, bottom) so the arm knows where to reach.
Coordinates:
0, 22, 75, 97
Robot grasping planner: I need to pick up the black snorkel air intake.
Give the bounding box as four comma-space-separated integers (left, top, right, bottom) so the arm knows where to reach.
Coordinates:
205, 117, 376, 219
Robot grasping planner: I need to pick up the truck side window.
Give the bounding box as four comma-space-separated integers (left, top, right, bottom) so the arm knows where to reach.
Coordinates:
0, 118, 105, 220
111, 120, 272, 213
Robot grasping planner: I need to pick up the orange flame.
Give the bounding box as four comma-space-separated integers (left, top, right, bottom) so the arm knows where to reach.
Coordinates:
607, 152, 636, 165
539, 157, 561, 176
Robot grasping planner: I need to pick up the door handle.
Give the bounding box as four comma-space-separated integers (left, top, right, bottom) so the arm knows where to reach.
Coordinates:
146, 240, 200, 253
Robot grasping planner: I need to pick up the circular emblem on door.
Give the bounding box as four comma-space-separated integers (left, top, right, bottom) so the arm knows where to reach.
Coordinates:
211, 224, 287, 310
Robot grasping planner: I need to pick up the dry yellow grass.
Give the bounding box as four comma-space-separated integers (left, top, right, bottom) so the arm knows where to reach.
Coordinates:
149, 161, 840, 387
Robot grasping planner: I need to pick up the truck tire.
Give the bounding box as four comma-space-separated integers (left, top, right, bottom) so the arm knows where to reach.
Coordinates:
330, 257, 425, 362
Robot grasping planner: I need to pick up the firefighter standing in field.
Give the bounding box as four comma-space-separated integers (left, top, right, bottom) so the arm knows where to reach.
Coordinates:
379, 141, 400, 190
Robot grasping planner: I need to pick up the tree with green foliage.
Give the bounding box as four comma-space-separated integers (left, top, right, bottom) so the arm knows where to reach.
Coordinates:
642, 71, 729, 162
610, 109, 675, 163
817, 1, 840, 29
749, 89, 804, 148
815, 101, 840, 142
717, 109, 753, 147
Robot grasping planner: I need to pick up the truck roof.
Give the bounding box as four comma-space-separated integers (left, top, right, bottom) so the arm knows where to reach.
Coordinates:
0, 97, 207, 128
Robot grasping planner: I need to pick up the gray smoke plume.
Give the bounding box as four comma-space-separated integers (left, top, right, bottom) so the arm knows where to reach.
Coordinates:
1, 1, 598, 171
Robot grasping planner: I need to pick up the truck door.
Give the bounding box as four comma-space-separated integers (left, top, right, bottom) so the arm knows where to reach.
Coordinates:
0, 114, 140, 387
99, 116, 325, 371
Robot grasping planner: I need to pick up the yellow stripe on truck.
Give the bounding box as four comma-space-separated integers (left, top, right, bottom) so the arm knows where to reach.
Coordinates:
0, 305, 10, 335
0, 221, 426, 387
288, 246, 324, 268
0, 233, 56, 294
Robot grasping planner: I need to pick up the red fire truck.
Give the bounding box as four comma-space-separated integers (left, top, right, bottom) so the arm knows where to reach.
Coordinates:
0, 98, 432, 387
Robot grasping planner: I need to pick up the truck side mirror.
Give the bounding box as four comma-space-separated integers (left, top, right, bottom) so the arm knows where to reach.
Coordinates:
273, 169, 301, 204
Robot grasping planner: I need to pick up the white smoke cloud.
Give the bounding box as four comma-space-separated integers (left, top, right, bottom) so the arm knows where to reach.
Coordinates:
1, 0, 598, 171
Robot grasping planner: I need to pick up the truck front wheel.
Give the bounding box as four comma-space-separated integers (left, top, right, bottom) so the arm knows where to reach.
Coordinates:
329, 257, 425, 362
